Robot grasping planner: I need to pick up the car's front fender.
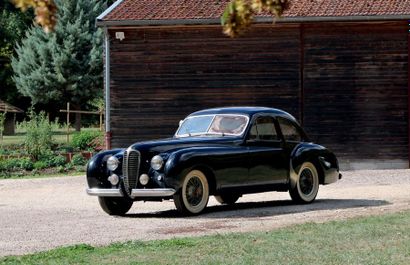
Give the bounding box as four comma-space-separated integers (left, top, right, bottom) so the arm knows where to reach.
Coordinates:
162, 146, 242, 191
86, 148, 124, 189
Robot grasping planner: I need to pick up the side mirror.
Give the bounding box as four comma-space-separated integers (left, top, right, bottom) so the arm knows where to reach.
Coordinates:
179, 120, 183, 127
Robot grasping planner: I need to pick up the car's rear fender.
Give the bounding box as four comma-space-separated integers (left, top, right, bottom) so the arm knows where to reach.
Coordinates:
289, 143, 339, 188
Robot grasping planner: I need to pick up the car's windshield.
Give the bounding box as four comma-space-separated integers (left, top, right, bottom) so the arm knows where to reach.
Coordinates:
176, 114, 249, 137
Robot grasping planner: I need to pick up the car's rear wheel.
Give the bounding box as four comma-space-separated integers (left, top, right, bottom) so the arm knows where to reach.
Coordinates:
214, 193, 240, 205
174, 170, 209, 215
289, 162, 319, 204
98, 196, 133, 216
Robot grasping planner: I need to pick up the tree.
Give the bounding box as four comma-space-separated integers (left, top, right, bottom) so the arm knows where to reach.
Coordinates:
12, 0, 106, 131
222, 0, 289, 37
0, 1, 32, 107
12, 0, 57, 33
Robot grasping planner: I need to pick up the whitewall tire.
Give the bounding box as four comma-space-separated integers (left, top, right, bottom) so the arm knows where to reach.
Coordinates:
289, 162, 319, 204
174, 170, 209, 215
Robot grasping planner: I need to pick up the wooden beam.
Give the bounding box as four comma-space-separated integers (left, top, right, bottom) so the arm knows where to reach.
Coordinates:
66, 103, 70, 143
299, 24, 305, 126
408, 31, 410, 168
59, 110, 102, 115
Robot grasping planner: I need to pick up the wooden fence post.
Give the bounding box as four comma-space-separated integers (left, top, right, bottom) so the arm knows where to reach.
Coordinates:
99, 110, 103, 132
66, 102, 70, 144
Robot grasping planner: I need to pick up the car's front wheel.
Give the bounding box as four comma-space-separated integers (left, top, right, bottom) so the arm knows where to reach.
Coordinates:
289, 162, 319, 204
98, 196, 133, 216
174, 170, 209, 215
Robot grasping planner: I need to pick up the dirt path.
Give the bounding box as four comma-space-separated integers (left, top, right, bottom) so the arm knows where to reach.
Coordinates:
0, 169, 409, 257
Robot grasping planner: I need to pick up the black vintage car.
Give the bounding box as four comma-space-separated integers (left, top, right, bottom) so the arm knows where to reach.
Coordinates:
86, 107, 341, 215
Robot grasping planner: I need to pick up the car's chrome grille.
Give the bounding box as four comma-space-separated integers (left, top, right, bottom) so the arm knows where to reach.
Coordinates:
122, 149, 140, 193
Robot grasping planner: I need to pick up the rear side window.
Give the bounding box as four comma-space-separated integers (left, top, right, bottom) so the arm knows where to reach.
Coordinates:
278, 117, 302, 142
249, 116, 279, 141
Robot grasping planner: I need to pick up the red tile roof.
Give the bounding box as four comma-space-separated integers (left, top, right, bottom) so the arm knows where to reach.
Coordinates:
97, 0, 410, 26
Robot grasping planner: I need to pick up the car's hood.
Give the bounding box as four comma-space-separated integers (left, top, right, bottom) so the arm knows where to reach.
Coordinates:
129, 136, 243, 155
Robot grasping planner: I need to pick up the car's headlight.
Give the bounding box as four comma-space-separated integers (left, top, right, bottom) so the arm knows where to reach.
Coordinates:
150, 155, 164, 170
107, 156, 119, 171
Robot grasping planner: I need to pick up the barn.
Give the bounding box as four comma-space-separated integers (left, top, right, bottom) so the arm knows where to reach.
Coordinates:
96, 0, 410, 169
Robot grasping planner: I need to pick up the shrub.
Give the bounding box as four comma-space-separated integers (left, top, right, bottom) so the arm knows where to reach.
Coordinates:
0, 149, 8, 155
18, 157, 34, 171
51, 155, 67, 167
90, 134, 104, 151
70, 153, 87, 166
33, 161, 48, 170
0, 160, 9, 171
71, 130, 102, 151
56, 145, 74, 153
38, 152, 67, 167
64, 163, 74, 171
56, 166, 66, 173
0, 157, 33, 171
20, 110, 55, 161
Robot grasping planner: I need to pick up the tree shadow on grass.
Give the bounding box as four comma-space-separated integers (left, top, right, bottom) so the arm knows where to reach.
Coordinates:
123, 198, 389, 219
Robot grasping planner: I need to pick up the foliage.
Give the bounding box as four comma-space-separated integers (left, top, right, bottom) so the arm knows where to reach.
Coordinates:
70, 153, 86, 166
19, 109, 55, 160
0, 1, 32, 107
87, 97, 104, 112
71, 130, 102, 151
0, 125, 97, 178
90, 133, 104, 151
0, 157, 34, 172
38, 151, 67, 167
10, 0, 288, 38
12, 0, 107, 122
222, 0, 289, 37
50, 155, 67, 167
11, 0, 116, 33
12, 0, 57, 33
33, 160, 48, 170
0, 2, 32, 56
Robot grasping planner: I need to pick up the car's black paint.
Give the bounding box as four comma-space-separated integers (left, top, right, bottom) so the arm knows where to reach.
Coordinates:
86, 149, 123, 189
86, 107, 340, 203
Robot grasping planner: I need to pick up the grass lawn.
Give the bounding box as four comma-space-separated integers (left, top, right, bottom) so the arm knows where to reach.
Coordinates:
1, 211, 409, 265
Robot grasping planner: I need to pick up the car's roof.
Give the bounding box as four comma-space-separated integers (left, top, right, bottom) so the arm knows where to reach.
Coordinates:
188, 107, 297, 121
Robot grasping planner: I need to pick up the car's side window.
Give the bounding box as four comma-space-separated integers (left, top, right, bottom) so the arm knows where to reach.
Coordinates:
278, 117, 302, 142
249, 116, 279, 141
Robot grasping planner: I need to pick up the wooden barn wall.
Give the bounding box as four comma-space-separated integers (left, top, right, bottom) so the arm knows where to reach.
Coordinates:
108, 22, 409, 162
302, 22, 408, 160
109, 25, 301, 147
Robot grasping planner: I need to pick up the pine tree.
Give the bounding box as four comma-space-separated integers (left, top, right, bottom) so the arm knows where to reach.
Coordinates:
12, 0, 106, 130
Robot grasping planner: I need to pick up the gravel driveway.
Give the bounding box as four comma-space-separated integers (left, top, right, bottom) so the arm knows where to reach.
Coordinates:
1, 169, 409, 257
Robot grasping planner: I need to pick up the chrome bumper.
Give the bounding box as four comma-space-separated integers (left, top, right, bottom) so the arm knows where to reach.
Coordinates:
86, 188, 176, 198
86, 188, 123, 197
131, 188, 176, 197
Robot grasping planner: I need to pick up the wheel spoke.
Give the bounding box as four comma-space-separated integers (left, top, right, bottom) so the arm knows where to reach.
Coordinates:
185, 176, 203, 206
300, 169, 314, 195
